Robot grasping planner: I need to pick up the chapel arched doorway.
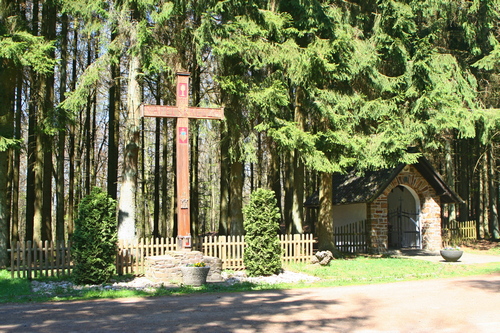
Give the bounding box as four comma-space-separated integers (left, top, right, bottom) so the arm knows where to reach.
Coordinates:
387, 185, 421, 249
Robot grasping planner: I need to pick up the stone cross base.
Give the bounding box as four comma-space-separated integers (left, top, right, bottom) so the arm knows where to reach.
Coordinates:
145, 251, 223, 284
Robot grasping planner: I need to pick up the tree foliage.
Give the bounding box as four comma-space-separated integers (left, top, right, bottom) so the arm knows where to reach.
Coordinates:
1, 0, 500, 256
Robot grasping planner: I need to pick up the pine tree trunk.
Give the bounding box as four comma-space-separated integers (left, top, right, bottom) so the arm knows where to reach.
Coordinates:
171, 119, 177, 238
25, 0, 39, 242
118, 54, 141, 241
84, 40, 93, 196
190, 67, 201, 239
33, 97, 44, 241
11, 70, 22, 243
488, 146, 499, 239
267, 139, 282, 228
40, 0, 57, 242
219, 123, 230, 235
190, 121, 200, 238
0, 54, 16, 268
457, 138, 471, 222
161, 119, 174, 237
55, 12, 69, 242
137, 118, 149, 238
107, 31, 120, 200
291, 87, 305, 234
229, 161, 244, 235
317, 172, 338, 253
444, 134, 456, 225
67, 26, 78, 240
284, 150, 293, 233
479, 153, 489, 238
292, 150, 305, 234
153, 79, 161, 237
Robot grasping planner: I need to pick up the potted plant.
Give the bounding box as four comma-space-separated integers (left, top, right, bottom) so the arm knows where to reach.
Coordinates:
440, 246, 463, 262
180, 262, 210, 286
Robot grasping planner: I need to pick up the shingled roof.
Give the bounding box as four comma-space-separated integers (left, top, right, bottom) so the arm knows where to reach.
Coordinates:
304, 157, 463, 207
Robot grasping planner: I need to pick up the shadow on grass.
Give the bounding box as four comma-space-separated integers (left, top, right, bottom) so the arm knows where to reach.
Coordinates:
0, 277, 32, 303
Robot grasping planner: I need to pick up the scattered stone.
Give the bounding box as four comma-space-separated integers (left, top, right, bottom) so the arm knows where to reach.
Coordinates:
312, 250, 334, 265
30, 270, 320, 295
221, 270, 320, 285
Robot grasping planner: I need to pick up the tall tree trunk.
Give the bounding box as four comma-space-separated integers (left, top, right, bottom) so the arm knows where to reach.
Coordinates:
479, 152, 488, 238
267, 139, 282, 227
190, 121, 200, 238
56, 11, 68, 242
488, 146, 499, 239
317, 172, 338, 253
84, 39, 93, 196
0, 52, 16, 268
443, 134, 456, 227
219, 122, 230, 235
292, 150, 305, 234
284, 150, 293, 233
67, 26, 78, 240
229, 160, 244, 235
33, 92, 44, 242
25, 0, 39, 242
11, 69, 22, 243
153, 86, 161, 238
161, 119, 174, 237
36, 0, 57, 242
118, 54, 141, 240
137, 118, 147, 238
33, 0, 49, 242
90, 92, 97, 189
190, 66, 201, 239
457, 139, 470, 222
304, 168, 317, 234
107, 31, 120, 200
172, 117, 179, 238
291, 87, 305, 234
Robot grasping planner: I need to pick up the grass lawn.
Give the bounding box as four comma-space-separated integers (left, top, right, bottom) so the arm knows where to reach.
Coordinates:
285, 256, 500, 288
2, 251, 499, 304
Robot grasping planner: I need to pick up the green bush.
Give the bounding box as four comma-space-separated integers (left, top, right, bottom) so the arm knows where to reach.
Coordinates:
243, 188, 282, 277
72, 187, 117, 285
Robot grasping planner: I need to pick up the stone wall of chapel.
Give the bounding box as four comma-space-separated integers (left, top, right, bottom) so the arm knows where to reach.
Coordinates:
368, 165, 442, 251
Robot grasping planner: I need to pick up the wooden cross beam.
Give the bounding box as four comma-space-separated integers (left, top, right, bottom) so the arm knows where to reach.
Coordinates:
141, 72, 224, 250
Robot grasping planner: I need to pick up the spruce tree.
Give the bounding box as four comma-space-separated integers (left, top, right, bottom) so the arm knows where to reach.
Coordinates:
243, 188, 282, 277
73, 187, 117, 285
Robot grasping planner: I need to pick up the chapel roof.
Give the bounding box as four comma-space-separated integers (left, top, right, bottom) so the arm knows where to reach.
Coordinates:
304, 156, 463, 207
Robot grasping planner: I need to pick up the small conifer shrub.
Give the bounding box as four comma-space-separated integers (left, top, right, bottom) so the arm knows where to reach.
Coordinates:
72, 187, 117, 285
243, 188, 282, 277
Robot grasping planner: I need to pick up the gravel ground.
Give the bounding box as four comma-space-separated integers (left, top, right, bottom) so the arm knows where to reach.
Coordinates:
30, 270, 320, 295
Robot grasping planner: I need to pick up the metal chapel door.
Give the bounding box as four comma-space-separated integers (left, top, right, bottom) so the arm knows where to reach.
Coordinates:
387, 186, 421, 249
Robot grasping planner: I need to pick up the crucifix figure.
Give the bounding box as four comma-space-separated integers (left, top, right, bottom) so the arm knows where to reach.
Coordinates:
141, 72, 224, 250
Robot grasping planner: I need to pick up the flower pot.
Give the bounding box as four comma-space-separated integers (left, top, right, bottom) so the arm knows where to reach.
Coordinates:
440, 250, 463, 262
180, 266, 210, 286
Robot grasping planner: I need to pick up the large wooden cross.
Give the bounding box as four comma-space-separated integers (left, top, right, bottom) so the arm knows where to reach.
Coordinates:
141, 72, 224, 250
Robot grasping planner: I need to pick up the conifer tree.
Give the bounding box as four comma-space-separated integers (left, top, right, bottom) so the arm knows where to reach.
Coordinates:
0, 0, 55, 265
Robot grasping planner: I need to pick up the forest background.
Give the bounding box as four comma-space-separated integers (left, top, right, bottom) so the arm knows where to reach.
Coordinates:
1, 0, 500, 267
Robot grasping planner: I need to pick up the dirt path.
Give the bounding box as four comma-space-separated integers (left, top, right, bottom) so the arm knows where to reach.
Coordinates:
1, 273, 499, 333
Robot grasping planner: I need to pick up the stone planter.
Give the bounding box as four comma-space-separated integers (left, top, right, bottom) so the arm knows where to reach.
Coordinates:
440, 250, 463, 262
180, 266, 210, 286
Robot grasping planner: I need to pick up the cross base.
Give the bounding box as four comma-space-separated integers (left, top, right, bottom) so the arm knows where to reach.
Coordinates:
177, 235, 192, 251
